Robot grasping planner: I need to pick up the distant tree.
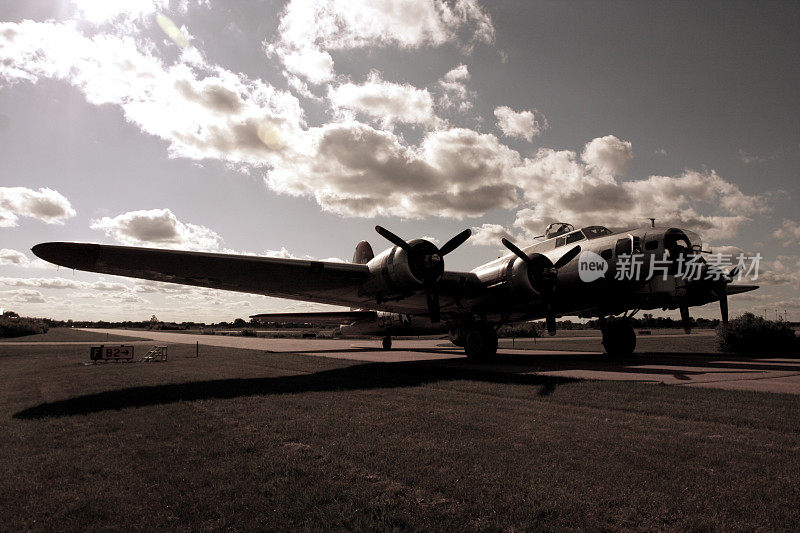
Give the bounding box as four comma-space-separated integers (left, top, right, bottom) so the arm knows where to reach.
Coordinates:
717, 312, 799, 354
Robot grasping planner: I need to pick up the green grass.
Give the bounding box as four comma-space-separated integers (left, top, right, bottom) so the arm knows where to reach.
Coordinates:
500, 331, 720, 353
0, 327, 148, 343
1, 342, 798, 530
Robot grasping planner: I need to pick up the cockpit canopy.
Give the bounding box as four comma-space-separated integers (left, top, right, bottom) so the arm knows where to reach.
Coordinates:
544, 222, 574, 239
582, 226, 614, 239
664, 228, 703, 257
543, 223, 613, 242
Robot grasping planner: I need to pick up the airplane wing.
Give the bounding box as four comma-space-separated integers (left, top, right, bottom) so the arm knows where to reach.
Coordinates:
31, 242, 484, 315
250, 311, 377, 325
32, 242, 374, 309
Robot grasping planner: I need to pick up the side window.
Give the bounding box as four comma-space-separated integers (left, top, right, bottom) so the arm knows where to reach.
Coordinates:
555, 236, 566, 247
632, 236, 642, 254
615, 238, 631, 256
645, 240, 658, 251
600, 249, 612, 260
566, 231, 584, 244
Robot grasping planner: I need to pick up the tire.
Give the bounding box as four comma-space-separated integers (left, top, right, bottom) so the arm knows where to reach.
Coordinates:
382, 336, 392, 350
602, 320, 636, 359
464, 325, 498, 360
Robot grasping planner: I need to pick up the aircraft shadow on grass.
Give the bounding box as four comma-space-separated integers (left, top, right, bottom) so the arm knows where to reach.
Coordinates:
13, 358, 577, 420
13, 351, 800, 420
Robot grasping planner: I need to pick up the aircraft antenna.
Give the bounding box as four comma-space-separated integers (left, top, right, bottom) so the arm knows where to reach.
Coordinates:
649, 218, 656, 228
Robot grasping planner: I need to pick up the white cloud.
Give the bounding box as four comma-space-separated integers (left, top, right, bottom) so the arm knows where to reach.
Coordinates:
581, 135, 633, 175
267, 0, 494, 83
262, 247, 300, 259
0, 277, 132, 291
758, 255, 800, 290
437, 64, 474, 111
69, 0, 169, 24
279, 46, 335, 85
493, 106, 548, 142
0, 249, 29, 267
90, 208, 222, 250
469, 223, 515, 247
328, 72, 438, 127
0, 187, 76, 227
773, 220, 800, 247
0, 20, 305, 167
1, 289, 46, 304
512, 144, 768, 240
0, 249, 49, 269
266, 122, 519, 218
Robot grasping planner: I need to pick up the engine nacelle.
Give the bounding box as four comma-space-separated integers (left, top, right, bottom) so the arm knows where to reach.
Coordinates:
505, 255, 550, 298
363, 244, 424, 299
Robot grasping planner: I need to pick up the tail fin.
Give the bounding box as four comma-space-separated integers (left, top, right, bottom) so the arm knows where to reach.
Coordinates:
352, 240, 374, 264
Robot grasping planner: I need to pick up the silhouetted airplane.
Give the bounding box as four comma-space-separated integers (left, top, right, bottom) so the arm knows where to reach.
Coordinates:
33, 222, 756, 359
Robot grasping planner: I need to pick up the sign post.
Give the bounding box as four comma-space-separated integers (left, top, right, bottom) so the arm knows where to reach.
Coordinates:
90, 345, 134, 362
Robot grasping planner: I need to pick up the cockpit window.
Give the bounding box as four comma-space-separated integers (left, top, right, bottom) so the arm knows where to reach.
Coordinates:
664, 229, 694, 258
565, 230, 585, 244
582, 226, 613, 239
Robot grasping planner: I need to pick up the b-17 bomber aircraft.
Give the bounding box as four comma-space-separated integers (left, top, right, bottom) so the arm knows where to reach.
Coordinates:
32, 222, 757, 359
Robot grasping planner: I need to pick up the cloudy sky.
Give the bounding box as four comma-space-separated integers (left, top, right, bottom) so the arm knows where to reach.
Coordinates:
0, 0, 798, 322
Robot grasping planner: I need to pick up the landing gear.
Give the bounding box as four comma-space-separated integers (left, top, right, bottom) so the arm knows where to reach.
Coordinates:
382, 336, 392, 350
601, 318, 636, 359
464, 324, 498, 360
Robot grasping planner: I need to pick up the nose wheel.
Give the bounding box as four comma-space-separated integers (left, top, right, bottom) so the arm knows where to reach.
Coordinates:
382, 336, 392, 350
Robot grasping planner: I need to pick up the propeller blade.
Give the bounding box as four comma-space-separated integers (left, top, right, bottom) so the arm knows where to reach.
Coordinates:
439, 228, 472, 256
501, 238, 531, 264
727, 265, 742, 280
375, 226, 412, 252
424, 278, 441, 323
553, 245, 581, 270
680, 305, 691, 334
545, 311, 556, 336
719, 293, 729, 324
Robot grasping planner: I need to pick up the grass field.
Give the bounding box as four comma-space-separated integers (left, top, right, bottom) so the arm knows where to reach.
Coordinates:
499, 330, 721, 354
0, 327, 148, 343
1, 335, 799, 530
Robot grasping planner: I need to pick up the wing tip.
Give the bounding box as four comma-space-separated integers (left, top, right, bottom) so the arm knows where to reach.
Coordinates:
31, 242, 100, 270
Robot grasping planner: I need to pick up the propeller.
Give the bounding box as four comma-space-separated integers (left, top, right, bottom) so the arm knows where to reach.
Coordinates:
374, 226, 472, 323
680, 305, 691, 334
682, 253, 744, 326
501, 238, 581, 335
715, 264, 742, 325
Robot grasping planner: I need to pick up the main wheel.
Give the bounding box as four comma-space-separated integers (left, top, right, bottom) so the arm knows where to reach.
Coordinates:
464, 325, 498, 360
382, 336, 392, 350
602, 319, 636, 359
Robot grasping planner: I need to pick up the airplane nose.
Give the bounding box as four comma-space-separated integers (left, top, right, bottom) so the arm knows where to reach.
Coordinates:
31, 242, 100, 270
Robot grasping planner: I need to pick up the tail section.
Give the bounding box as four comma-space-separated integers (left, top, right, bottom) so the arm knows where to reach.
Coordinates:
352, 240, 374, 264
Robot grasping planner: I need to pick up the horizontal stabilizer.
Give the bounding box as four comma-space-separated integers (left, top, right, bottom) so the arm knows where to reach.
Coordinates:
726, 284, 758, 295
249, 310, 377, 325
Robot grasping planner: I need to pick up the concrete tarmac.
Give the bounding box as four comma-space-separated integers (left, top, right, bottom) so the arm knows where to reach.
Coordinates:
82, 329, 800, 395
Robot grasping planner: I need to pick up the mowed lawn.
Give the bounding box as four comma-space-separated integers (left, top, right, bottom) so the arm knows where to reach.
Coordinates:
499, 330, 721, 354
1, 333, 799, 530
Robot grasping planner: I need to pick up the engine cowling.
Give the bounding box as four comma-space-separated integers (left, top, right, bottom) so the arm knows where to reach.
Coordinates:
363, 239, 441, 298
505, 254, 555, 298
